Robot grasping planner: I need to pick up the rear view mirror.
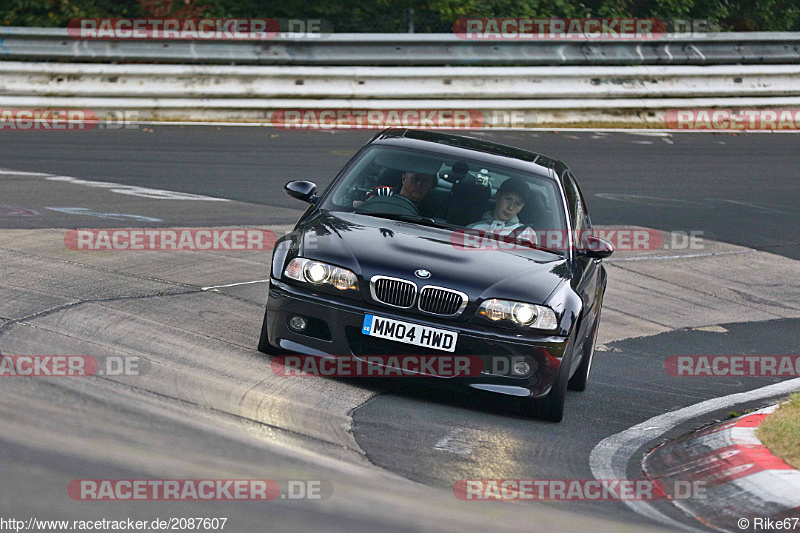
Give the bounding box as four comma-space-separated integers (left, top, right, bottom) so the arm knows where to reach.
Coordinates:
374, 150, 442, 176
579, 236, 614, 259
284, 180, 317, 204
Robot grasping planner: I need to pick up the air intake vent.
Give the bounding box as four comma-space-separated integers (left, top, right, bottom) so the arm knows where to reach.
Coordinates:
370, 276, 417, 308
418, 286, 467, 316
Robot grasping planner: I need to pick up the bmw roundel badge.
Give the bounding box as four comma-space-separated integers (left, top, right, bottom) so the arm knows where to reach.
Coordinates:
415, 269, 431, 279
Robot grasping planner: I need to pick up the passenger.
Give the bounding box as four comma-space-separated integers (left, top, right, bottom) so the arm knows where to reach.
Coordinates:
467, 177, 538, 244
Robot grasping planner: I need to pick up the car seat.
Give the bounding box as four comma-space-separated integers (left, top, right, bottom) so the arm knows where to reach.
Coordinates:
445, 174, 492, 226
375, 167, 404, 190
517, 189, 552, 230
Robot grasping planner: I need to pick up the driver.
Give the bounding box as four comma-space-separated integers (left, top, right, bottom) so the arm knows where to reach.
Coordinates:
397, 171, 435, 206
354, 171, 437, 215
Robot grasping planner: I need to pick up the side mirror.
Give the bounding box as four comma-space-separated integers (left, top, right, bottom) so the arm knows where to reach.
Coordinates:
284, 180, 317, 204
579, 236, 614, 259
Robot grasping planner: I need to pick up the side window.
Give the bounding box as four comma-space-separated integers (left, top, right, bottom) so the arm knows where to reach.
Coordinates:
563, 172, 584, 234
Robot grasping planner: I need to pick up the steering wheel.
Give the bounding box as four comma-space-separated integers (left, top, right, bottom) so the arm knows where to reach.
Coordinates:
356, 193, 420, 217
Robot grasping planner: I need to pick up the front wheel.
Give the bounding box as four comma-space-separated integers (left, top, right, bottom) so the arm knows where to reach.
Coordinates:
537, 363, 569, 422
568, 309, 600, 392
521, 358, 569, 422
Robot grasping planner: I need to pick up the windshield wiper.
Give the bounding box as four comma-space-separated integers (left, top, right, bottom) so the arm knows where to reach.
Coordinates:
504, 235, 566, 256
463, 230, 566, 256
355, 212, 455, 229
356, 211, 566, 254
523, 242, 566, 256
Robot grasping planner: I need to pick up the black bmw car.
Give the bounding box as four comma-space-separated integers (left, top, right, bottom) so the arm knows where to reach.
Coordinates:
258, 129, 613, 421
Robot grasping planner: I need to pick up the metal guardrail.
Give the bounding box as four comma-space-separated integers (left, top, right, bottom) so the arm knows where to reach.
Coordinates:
2, 63, 798, 99
1, 28, 799, 126
1, 27, 799, 65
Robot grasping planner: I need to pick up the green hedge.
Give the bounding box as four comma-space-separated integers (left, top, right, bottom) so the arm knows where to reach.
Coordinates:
3, 0, 799, 32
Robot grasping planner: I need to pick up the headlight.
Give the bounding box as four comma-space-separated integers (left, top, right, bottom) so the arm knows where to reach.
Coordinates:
478, 299, 558, 331
284, 258, 358, 291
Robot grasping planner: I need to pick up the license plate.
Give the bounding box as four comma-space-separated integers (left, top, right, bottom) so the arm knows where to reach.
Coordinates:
362, 314, 458, 353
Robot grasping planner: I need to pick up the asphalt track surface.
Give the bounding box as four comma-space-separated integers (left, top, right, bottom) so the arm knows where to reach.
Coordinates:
1, 128, 798, 258
0, 127, 799, 532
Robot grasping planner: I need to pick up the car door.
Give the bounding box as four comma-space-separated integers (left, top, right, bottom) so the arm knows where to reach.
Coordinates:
563, 170, 600, 371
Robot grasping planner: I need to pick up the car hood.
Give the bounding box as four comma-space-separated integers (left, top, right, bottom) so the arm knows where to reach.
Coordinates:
299, 211, 569, 305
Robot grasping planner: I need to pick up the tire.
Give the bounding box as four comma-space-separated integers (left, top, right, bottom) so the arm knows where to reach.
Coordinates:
568, 308, 600, 392
257, 306, 283, 355
536, 360, 569, 422
521, 351, 570, 423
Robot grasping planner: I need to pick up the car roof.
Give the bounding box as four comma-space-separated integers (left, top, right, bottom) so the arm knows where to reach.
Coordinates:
369, 128, 560, 180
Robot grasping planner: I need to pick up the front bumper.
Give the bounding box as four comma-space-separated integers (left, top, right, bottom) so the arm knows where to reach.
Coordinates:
265, 279, 570, 398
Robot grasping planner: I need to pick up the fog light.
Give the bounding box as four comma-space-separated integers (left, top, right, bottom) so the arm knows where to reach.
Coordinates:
513, 361, 531, 376
288, 315, 308, 332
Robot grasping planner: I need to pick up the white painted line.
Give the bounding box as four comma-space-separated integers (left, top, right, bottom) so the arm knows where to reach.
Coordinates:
760, 404, 781, 415
716, 199, 793, 215
606, 250, 755, 262
691, 325, 728, 333
45, 207, 163, 222
45, 176, 230, 202
0, 167, 230, 202
0, 169, 52, 176
626, 132, 672, 137
729, 426, 762, 446
76, 122, 800, 133
730, 469, 800, 508
595, 193, 710, 207
589, 378, 800, 531
687, 44, 706, 62
202, 279, 270, 291
433, 428, 473, 455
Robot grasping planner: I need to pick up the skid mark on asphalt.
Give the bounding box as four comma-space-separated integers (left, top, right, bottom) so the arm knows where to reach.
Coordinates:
0, 289, 197, 335
433, 428, 473, 455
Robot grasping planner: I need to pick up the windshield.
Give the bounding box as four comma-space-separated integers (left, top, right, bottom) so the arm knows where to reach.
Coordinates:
321, 146, 567, 243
